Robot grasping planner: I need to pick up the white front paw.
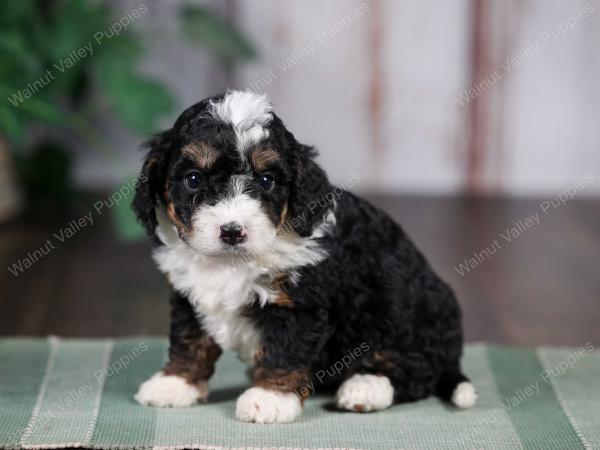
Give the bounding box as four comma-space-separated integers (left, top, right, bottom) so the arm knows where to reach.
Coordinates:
336, 374, 394, 412
235, 387, 302, 423
135, 371, 207, 407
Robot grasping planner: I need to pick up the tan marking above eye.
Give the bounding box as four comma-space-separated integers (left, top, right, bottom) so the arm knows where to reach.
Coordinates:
250, 148, 280, 172
182, 142, 218, 169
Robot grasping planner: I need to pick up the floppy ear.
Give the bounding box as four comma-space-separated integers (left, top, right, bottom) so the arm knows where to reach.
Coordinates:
288, 144, 333, 237
132, 130, 172, 237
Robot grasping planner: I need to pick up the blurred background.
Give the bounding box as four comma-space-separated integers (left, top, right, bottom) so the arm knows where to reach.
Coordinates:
1, 0, 598, 346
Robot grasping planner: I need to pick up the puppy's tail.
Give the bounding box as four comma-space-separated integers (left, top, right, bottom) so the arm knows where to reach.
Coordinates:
436, 368, 477, 409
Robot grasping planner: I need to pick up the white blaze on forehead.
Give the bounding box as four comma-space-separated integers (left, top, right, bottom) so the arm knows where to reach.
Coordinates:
229, 174, 250, 197
209, 90, 272, 152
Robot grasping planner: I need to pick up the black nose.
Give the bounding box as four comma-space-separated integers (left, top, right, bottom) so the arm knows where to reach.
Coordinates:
219, 222, 247, 245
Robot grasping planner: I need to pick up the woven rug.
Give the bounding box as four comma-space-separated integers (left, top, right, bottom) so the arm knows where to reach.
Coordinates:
0, 338, 598, 450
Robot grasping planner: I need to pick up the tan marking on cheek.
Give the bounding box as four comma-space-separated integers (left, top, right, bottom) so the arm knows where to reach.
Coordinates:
278, 201, 288, 228
166, 201, 191, 238
183, 142, 218, 169
145, 158, 158, 175
253, 346, 265, 364
250, 148, 280, 172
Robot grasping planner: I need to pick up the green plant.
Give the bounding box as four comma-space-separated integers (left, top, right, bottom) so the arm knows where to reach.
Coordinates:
0, 0, 255, 236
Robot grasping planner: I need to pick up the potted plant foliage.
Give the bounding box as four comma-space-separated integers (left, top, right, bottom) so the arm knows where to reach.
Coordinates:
0, 0, 254, 235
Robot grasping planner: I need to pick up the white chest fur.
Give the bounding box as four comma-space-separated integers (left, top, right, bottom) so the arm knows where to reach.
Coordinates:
152, 208, 333, 363
153, 243, 265, 362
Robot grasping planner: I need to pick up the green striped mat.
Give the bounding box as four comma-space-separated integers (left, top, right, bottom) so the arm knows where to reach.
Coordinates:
0, 338, 598, 450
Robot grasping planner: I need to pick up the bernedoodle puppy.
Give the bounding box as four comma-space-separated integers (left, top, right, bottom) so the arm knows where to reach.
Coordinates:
132, 90, 476, 423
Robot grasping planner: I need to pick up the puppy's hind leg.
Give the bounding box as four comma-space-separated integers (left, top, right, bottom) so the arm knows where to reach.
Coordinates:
335, 350, 399, 412
335, 373, 395, 412
436, 365, 477, 409
335, 350, 438, 412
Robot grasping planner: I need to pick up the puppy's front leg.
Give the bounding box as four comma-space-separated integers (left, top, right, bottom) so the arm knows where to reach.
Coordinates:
236, 306, 330, 423
135, 291, 222, 407
235, 366, 308, 424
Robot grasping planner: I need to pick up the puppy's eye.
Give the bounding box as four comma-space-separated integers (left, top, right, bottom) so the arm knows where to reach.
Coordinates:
258, 174, 275, 191
184, 171, 201, 190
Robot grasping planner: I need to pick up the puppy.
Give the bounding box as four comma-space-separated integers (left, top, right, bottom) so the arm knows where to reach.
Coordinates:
132, 90, 476, 423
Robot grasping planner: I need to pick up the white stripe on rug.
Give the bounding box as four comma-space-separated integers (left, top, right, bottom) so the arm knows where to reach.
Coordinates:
391, 344, 524, 450
144, 346, 524, 449
83, 339, 114, 446
19, 338, 114, 449
537, 347, 597, 450
18, 336, 60, 446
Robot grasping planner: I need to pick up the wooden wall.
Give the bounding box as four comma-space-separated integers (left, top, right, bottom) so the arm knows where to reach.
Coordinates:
81, 0, 600, 197
234, 0, 600, 196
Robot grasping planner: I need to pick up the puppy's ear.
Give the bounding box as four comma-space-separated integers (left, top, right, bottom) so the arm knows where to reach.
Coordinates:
132, 130, 172, 237
288, 144, 332, 237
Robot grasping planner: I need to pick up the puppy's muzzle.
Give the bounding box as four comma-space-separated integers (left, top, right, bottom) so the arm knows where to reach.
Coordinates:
219, 222, 247, 246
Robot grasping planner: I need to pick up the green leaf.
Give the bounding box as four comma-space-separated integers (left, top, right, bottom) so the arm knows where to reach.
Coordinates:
0, 2, 36, 27
0, 104, 23, 140
96, 66, 174, 134
180, 5, 256, 66
14, 95, 65, 126
33, 0, 110, 63
0, 84, 65, 127
0, 31, 28, 58
111, 176, 145, 241
94, 32, 143, 63
0, 29, 44, 79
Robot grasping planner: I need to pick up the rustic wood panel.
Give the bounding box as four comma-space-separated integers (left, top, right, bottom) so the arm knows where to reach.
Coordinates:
462, 0, 600, 196
234, 0, 600, 195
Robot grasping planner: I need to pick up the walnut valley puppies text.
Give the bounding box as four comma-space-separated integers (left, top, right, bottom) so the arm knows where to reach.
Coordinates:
94, 342, 149, 384
7, 3, 148, 107
454, 342, 594, 447
248, 2, 370, 92
7, 176, 146, 277
30, 341, 147, 428
296, 343, 370, 399
454, 174, 594, 276
132, 91, 476, 423
283, 173, 361, 234
222, 173, 361, 274
455, 3, 595, 106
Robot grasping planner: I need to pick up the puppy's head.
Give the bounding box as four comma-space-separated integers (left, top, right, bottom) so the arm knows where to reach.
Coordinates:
132, 90, 332, 257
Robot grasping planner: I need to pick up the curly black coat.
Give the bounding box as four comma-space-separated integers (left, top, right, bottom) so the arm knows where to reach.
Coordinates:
132, 91, 470, 409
